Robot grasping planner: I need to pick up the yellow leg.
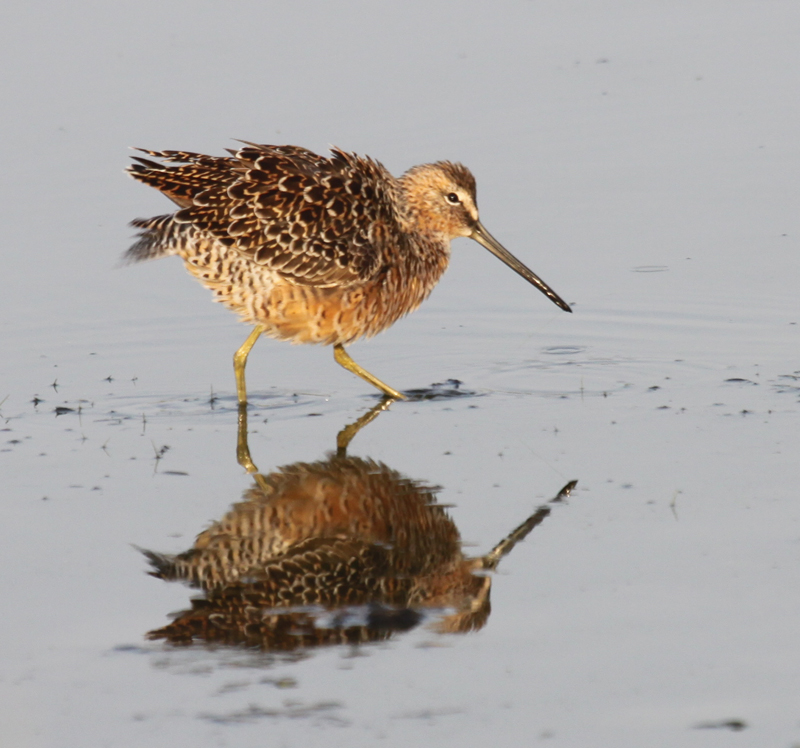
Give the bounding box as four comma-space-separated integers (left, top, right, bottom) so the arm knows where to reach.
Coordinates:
333, 344, 406, 400
234, 325, 264, 405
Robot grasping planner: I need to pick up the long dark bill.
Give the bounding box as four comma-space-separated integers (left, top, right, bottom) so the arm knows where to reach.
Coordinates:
471, 221, 572, 313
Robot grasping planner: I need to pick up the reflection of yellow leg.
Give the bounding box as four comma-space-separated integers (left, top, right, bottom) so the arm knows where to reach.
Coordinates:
336, 396, 396, 456
236, 403, 258, 473
234, 325, 264, 405
333, 344, 405, 400
236, 402, 269, 490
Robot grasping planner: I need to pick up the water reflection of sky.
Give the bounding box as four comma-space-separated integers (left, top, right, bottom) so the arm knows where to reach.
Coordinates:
2, 2, 800, 747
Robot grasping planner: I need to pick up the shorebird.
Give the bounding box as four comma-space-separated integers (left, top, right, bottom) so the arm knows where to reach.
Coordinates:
126, 143, 571, 402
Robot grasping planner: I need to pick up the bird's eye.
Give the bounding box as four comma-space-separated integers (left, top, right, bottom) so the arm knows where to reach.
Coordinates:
445, 192, 461, 205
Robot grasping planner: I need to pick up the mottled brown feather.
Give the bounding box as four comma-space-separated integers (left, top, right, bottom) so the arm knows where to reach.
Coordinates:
127, 144, 403, 286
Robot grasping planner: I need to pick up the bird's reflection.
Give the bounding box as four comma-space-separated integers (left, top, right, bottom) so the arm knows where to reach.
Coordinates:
144, 400, 576, 650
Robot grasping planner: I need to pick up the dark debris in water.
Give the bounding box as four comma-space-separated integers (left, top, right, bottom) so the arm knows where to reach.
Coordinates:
111, 644, 151, 655
774, 371, 800, 398
402, 379, 481, 401
724, 378, 758, 386
693, 718, 747, 732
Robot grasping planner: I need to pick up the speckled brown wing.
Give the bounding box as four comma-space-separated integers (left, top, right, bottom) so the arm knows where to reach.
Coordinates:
128, 144, 400, 287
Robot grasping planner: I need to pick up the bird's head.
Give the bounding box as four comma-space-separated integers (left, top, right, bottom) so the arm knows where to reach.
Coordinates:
399, 161, 571, 313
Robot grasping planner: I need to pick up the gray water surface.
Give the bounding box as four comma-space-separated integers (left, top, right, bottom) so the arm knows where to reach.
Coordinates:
2, 2, 799, 746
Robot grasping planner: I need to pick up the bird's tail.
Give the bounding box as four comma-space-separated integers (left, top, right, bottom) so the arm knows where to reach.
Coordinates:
124, 214, 188, 263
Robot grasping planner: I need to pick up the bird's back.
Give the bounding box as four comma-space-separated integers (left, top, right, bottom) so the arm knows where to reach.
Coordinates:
126, 144, 398, 285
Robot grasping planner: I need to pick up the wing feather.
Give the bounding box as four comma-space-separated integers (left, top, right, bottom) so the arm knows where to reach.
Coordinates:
127, 144, 399, 285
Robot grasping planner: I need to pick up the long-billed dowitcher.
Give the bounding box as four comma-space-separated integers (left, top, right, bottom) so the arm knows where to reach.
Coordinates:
126, 142, 571, 402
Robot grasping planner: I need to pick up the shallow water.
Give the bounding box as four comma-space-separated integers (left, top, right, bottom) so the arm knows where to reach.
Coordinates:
2, 2, 800, 746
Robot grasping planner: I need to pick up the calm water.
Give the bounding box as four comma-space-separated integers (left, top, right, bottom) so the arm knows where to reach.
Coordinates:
2, 2, 799, 746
